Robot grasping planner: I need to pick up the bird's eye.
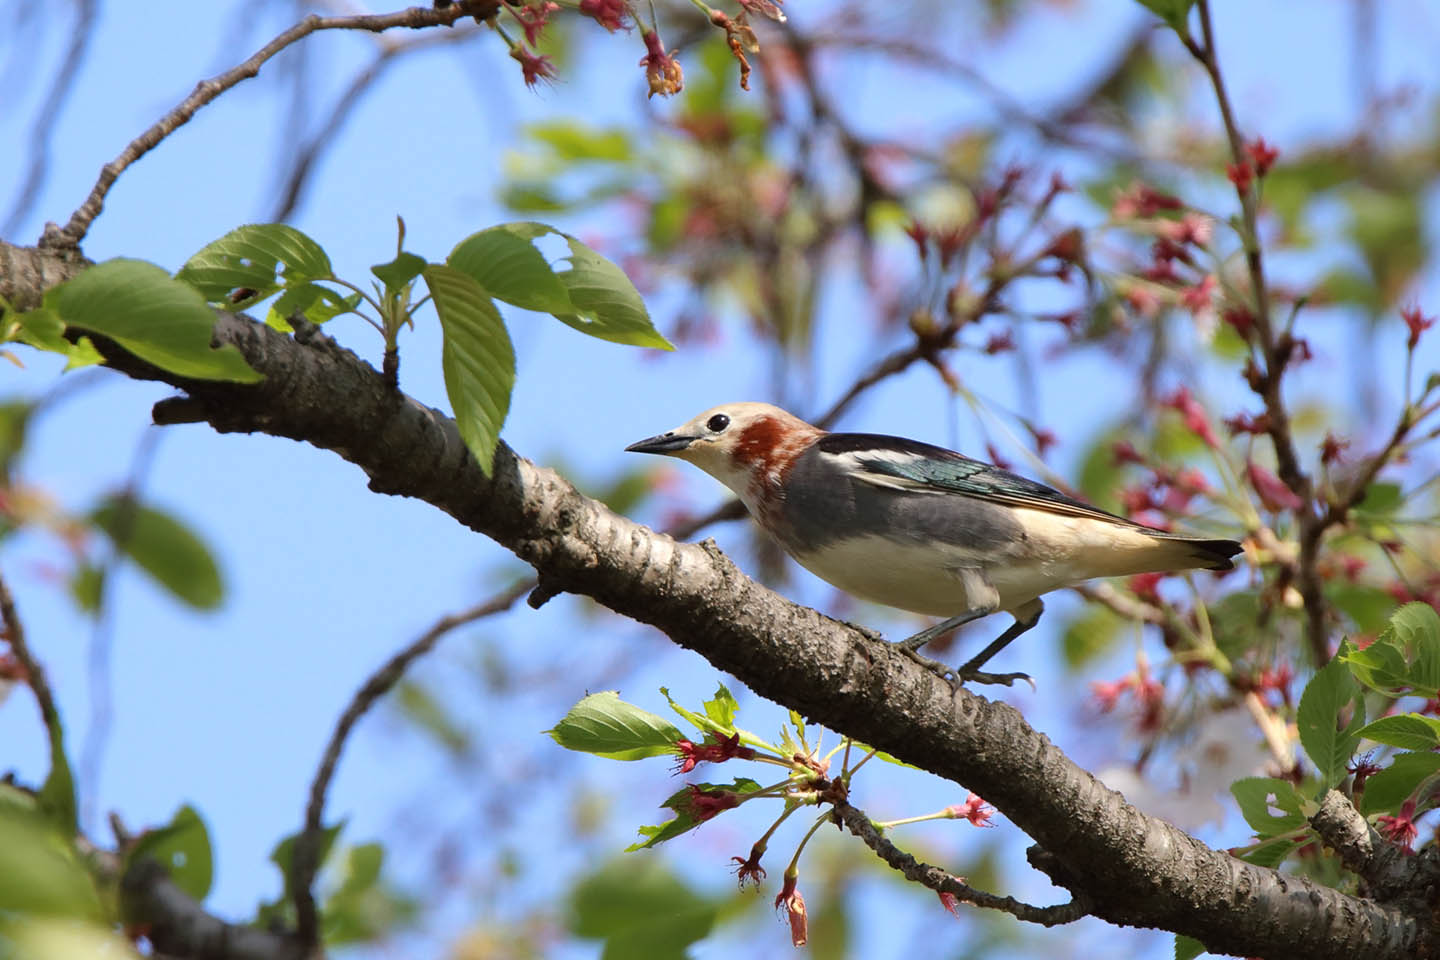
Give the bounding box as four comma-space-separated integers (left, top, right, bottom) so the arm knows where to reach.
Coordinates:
706, 413, 731, 433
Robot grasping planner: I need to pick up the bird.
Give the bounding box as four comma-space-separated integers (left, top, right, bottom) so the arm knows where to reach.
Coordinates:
626, 402, 1242, 686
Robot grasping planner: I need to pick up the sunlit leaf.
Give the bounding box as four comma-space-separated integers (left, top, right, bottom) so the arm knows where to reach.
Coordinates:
547, 691, 684, 760
48, 259, 261, 382
177, 223, 332, 310
447, 222, 574, 314
1229, 777, 1306, 837
553, 235, 673, 349
1360, 751, 1440, 815
1295, 656, 1362, 790
424, 264, 515, 476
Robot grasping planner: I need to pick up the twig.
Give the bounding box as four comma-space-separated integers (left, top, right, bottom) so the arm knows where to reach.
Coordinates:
3, 0, 97, 238
80, 426, 165, 833
1183, 0, 1324, 660
0, 568, 62, 747
42, 0, 497, 250
270, 25, 480, 221
832, 800, 1090, 926
290, 576, 530, 944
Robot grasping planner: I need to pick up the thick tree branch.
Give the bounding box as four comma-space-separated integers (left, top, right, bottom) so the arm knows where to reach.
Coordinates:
0, 239, 1432, 958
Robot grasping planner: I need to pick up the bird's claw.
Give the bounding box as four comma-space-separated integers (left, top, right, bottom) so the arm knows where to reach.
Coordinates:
898, 645, 1035, 692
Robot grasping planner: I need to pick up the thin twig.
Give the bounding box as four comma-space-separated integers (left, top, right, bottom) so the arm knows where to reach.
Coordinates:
290, 576, 531, 944
0, 568, 63, 748
3, 0, 97, 238
832, 800, 1090, 926
80, 426, 164, 832
42, 0, 497, 250
271, 25, 480, 221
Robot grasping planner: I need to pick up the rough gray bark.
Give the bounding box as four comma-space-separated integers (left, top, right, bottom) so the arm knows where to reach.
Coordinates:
1, 239, 1433, 960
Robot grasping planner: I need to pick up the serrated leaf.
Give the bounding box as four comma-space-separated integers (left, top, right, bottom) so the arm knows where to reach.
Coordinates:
177, 223, 331, 310
1230, 777, 1306, 836
554, 236, 672, 349
447, 222, 575, 314
127, 805, 213, 901
1296, 656, 1362, 789
1356, 714, 1440, 751
265, 283, 360, 331
48, 259, 261, 382
371, 252, 427, 294
625, 779, 761, 851
702, 684, 738, 728
1341, 604, 1440, 696
424, 264, 514, 476
91, 495, 223, 610
1360, 752, 1440, 815
547, 691, 684, 760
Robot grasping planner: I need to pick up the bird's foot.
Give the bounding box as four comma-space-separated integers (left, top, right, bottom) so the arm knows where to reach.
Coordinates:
898, 645, 1035, 691
844, 620, 887, 644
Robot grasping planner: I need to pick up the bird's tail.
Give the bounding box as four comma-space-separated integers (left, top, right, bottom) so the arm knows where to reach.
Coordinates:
1143, 531, 1243, 572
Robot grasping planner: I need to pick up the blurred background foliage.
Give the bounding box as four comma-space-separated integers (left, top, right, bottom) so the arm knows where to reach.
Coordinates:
2, 0, 1440, 957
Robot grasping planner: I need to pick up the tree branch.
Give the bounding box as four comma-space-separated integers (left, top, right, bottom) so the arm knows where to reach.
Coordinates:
832, 800, 1090, 926
41, 1, 499, 250
290, 578, 531, 944
1, 239, 1432, 957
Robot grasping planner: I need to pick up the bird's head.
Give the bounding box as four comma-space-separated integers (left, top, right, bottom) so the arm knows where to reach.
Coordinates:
625, 402, 823, 498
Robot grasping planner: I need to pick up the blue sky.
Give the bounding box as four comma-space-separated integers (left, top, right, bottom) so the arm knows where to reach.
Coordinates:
2, 1, 1440, 957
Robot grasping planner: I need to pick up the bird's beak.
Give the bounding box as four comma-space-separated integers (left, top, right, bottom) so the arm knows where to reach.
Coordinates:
625, 430, 696, 455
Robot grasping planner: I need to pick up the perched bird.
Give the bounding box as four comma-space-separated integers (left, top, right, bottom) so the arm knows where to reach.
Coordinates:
626, 402, 1241, 686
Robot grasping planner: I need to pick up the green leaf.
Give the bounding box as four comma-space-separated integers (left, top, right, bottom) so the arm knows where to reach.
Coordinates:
448, 222, 576, 314
547, 691, 684, 760
176, 223, 332, 310
527, 122, 633, 163
0, 807, 102, 920
370, 252, 427, 295
424, 265, 515, 476
1296, 656, 1363, 789
1230, 777, 1306, 837
323, 843, 415, 945
1133, 0, 1196, 32
48, 259, 261, 382
37, 731, 76, 835
625, 779, 761, 851
1340, 604, 1440, 697
1360, 752, 1440, 815
265, 283, 360, 331
1353, 482, 1402, 517
1061, 604, 1126, 670
127, 805, 213, 901
568, 859, 716, 960
91, 495, 223, 610
554, 236, 673, 349
256, 821, 345, 926
702, 684, 739, 728
1235, 835, 1302, 869
1356, 714, 1440, 751
1174, 934, 1207, 960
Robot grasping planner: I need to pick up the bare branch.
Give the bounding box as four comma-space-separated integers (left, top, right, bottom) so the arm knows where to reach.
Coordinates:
290, 577, 531, 944
0, 568, 63, 748
833, 800, 1090, 926
3, 0, 98, 238
42, 0, 498, 250
271, 25, 480, 221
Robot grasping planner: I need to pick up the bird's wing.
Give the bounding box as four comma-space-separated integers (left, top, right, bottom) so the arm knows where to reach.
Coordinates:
818, 432, 1144, 528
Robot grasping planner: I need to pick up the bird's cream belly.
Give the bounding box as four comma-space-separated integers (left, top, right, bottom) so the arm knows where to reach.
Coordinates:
791, 534, 1067, 616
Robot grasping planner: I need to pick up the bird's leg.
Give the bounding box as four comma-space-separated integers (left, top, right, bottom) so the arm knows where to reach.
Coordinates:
895, 609, 990, 652
955, 599, 1043, 686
